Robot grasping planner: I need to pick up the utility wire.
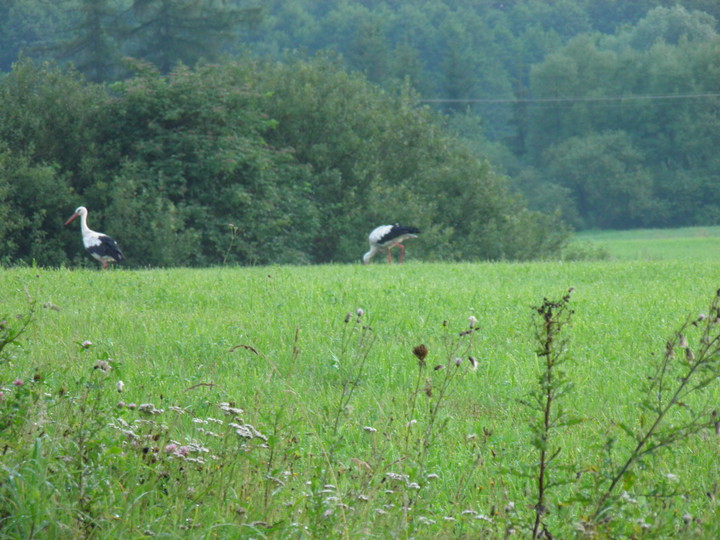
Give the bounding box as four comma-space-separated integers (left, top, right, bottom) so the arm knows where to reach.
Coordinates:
419, 92, 720, 104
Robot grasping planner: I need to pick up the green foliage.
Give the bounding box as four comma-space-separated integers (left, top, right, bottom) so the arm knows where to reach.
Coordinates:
0, 147, 75, 265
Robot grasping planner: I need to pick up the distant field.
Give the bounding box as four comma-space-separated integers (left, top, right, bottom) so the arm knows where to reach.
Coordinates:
2, 259, 720, 537
575, 226, 720, 261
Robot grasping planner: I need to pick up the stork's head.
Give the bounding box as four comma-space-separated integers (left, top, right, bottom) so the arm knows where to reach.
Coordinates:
64, 206, 88, 226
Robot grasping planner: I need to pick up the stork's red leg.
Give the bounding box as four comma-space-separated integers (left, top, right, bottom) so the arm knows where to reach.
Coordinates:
389, 242, 406, 263
387, 249, 393, 264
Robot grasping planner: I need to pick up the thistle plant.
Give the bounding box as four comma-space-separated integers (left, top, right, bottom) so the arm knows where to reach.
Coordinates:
521, 289, 579, 540
410, 316, 480, 475
587, 288, 720, 527
330, 308, 376, 436
0, 298, 34, 362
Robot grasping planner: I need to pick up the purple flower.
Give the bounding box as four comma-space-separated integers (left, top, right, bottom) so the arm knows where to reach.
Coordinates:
12, 379, 23, 386
81, 340, 92, 349
164, 444, 178, 453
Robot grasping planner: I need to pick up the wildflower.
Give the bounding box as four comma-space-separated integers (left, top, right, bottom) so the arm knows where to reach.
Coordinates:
177, 446, 190, 456
427, 473, 439, 480
138, 403, 163, 415
454, 357, 462, 367
408, 482, 421, 490
117, 380, 125, 393
128, 403, 137, 409
81, 340, 92, 349
385, 472, 408, 482
356, 308, 364, 317
94, 360, 111, 372
363, 426, 377, 433
220, 402, 244, 415
12, 379, 23, 386
357, 494, 369, 502
468, 315, 478, 328
117, 401, 125, 408
164, 443, 178, 453
407, 419, 417, 428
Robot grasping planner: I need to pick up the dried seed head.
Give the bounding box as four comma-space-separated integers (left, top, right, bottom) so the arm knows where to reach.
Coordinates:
413, 344, 429, 366
344, 312, 352, 323
665, 341, 675, 359
356, 308, 365, 318
434, 364, 445, 371
454, 357, 462, 368
468, 315, 478, 328
679, 334, 689, 349
117, 380, 125, 393
468, 356, 478, 371
685, 348, 695, 362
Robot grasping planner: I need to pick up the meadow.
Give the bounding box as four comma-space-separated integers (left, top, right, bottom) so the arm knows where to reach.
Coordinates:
2, 228, 720, 538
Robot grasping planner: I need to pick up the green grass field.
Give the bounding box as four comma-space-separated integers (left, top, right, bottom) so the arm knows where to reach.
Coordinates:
575, 226, 720, 261
2, 231, 720, 538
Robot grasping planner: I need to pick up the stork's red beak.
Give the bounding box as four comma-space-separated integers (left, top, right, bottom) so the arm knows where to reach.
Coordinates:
64, 213, 79, 226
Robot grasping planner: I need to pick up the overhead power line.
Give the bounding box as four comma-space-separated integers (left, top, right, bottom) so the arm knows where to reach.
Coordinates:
419, 92, 720, 104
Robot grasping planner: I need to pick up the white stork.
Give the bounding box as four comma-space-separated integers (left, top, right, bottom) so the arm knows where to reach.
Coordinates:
363, 224, 420, 264
64, 206, 125, 270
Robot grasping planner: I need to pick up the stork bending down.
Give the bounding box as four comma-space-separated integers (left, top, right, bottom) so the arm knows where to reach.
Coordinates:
363, 224, 420, 264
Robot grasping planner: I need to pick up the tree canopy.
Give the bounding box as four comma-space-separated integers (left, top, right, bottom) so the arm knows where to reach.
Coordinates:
2, 1, 719, 266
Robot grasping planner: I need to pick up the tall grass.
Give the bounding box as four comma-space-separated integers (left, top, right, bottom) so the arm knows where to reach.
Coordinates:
1, 261, 720, 537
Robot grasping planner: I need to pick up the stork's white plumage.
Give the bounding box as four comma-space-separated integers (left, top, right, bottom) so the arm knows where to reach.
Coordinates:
363, 224, 420, 264
65, 206, 125, 269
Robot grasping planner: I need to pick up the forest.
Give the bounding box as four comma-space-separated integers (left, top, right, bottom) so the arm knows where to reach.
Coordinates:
1, 0, 719, 266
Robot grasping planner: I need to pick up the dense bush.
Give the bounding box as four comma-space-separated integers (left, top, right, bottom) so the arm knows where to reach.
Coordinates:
0, 58, 567, 267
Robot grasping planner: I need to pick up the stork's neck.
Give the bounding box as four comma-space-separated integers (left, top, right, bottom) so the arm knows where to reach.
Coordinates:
79, 211, 95, 238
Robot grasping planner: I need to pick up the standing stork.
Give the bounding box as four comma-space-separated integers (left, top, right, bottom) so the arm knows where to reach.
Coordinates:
363, 224, 420, 264
64, 206, 125, 269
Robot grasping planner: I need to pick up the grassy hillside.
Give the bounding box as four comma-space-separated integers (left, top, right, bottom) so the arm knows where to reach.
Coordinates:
2, 261, 720, 537
575, 226, 720, 261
